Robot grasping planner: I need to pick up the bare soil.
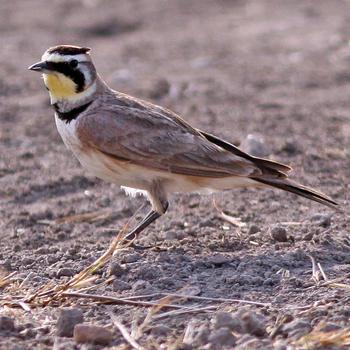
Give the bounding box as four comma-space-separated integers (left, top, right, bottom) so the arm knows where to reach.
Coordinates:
0, 0, 349, 349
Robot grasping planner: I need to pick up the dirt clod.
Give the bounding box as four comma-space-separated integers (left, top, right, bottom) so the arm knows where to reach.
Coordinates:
270, 226, 289, 242
109, 262, 126, 277
73, 324, 113, 344
213, 312, 243, 333
56, 268, 76, 278
208, 327, 236, 348
241, 311, 267, 337
282, 319, 312, 339
248, 225, 260, 235
56, 308, 84, 337
310, 213, 332, 228
0, 316, 15, 332
112, 279, 131, 292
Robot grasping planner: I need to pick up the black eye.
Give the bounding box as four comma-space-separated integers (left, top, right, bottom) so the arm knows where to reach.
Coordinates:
69, 59, 78, 68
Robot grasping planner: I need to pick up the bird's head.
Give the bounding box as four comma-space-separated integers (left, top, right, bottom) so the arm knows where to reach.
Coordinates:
29, 45, 97, 103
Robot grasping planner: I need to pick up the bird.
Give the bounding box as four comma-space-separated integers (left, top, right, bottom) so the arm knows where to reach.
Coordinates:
29, 45, 338, 243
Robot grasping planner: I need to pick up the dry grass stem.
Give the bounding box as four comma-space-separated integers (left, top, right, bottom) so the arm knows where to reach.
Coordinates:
161, 293, 270, 307
297, 325, 350, 349
109, 312, 143, 350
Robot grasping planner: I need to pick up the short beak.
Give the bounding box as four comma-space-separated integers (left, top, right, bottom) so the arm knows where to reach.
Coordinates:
28, 61, 49, 72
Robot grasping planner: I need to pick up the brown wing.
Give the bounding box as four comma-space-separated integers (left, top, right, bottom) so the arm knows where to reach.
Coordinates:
76, 94, 266, 178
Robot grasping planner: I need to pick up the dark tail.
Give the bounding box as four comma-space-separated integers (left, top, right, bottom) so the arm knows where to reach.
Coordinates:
252, 178, 339, 210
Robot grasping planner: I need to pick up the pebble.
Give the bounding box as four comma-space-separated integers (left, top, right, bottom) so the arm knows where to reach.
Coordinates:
120, 252, 141, 264
282, 319, 311, 338
241, 134, 271, 157
213, 312, 243, 332
241, 311, 266, 337
310, 213, 332, 228
303, 232, 314, 241
112, 280, 131, 292
148, 78, 170, 99
132, 280, 153, 293
0, 316, 15, 332
207, 254, 231, 266
56, 268, 76, 278
270, 226, 288, 242
280, 140, 301, 156
56, 308, 84, 337
248, 225, 260, 235
319, 323, 342, 332
19, 328, 36, 339
74, 324, 113, 344
192, 325, 210, 345
22, 257, 35, 266
151, 325, 171, 336
136, 265, 160, 280
109, 262, 126, 277
208, 327, 236, 347
53, 338, 76, 350
35, 247, 50, 255
164, 230, 180, 240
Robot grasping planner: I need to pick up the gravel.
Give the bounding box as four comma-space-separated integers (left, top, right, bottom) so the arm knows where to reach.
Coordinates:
73, 324, 113, 344
56, 308, 84, 337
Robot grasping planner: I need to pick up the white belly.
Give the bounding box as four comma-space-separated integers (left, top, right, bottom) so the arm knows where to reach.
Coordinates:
55, 115, 260, 196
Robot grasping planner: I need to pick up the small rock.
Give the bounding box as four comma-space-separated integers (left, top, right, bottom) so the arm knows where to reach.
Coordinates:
282, 319, 311, 338
149, 78, 170, 99
213, 312, 243, 332
207, 254, 231, 266
22, 257, 35, 266
270, 226, 288, 242
241, 134, 271, 157
19, 328, 36, 339
151, 325, 171, 336
53, 337, 76, 350
235, 334, 256, 346
303, 232, 314, 241
310, 213, 331, 228
280, 140, 301, 156
132, 280, 153, 293
109, 262, 126, 277
74, 324, 113, 344
121, 252, 141, 263
242, 311, 266, 337
56, 308, 84, 337
0, 316, 15, 332
35, 247, 50, 255
208, 328, 236, 347
319, 323, 342, 332
248, 225, 260, 235
112, 280, 131, 292
192, 325, 210, 345
274, 340, 288, 350
57, 268, 76, 278
136, 266, 160, 280
164, 230, 179, 240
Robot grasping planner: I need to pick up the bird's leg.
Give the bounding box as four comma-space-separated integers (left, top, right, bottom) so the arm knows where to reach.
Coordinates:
124, 202, 168, 250
123, 181, 168, 249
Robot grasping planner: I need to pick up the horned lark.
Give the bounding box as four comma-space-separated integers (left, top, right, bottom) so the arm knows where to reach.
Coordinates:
29, 45, 338, 241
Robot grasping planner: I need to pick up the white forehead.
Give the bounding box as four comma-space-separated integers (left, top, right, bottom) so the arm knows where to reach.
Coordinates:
41, 52, 90, 63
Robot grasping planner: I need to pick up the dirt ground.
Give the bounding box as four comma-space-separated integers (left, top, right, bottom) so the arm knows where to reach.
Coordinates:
1, 0, 350, 349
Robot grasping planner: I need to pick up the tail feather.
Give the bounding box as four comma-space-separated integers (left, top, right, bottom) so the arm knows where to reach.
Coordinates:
252, 177, 339, 210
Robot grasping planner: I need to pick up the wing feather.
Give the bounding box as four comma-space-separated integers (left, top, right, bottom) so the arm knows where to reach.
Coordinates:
76, 93, 264, 178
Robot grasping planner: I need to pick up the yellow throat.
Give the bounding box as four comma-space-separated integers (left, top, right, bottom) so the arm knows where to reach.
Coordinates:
43, 73, 77, 100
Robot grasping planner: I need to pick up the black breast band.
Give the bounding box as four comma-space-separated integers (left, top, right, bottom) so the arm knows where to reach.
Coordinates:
53, 101, 93, 124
